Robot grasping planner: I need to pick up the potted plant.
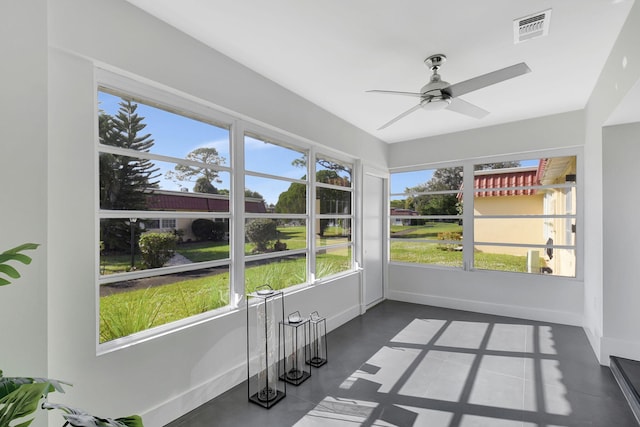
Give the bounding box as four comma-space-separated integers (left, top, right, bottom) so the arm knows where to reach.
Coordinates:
0, 243, 143, 427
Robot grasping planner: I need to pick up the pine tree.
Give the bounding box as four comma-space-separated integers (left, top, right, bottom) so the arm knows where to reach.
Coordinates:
99, 100, 159, 252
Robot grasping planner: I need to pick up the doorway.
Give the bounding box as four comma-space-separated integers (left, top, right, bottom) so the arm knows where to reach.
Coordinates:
363, 172, 386, 308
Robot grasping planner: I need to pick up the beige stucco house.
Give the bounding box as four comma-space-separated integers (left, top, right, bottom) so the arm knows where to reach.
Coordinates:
473, 156, 577, 276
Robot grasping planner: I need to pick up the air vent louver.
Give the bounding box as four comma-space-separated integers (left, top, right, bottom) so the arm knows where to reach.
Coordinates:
514, 9, 552, 43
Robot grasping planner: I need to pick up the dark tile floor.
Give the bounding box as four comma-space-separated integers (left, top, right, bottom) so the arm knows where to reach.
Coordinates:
166, 301, 637, 426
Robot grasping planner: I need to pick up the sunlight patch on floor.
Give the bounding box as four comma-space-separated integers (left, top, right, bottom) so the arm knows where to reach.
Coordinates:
390, 318, 447, 345
350, 346, 420, 393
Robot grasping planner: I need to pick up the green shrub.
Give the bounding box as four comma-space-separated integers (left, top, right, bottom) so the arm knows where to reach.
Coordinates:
437, 231, 462, 251
138, 232, 177, 268
246, 219, 277, 252
273, 240, 287, 251
191, 218, 214, 240
211, 220, 229, 241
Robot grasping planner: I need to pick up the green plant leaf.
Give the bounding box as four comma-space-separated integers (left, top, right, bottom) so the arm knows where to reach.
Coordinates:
42, 402, 143, 427
0, 243, 39, 265
0, 253, 33, 265
0, 265, 21, 279
116, 415, 144, 427
4, 244, 39, 254
0, 376, 67, 400
0, 382, 50, 427
0, 243, 39, 287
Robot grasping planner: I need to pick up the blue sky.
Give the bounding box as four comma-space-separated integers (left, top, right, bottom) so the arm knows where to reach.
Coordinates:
99, 91, 308, 205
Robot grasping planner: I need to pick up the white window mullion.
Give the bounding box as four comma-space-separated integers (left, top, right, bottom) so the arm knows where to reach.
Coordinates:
353, 159, 361, 270
462, 162, 475, 271
309, 147, 317, 283
231, 121, 246, 307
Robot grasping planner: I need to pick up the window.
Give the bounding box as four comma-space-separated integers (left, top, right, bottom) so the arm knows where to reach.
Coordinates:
244, 134, 308, 292
96, 76, 358, 349
390, 155, 578, 277
315, 156, 354, 279
473, 156, 576, 277
98, 88, 232, 344
389, 166, 464, 268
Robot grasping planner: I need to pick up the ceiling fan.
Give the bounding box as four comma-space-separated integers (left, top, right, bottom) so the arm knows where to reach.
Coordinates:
368, 54, 531, 130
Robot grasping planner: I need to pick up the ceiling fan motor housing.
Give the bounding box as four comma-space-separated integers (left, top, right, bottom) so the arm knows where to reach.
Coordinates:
420, 71, 452, 110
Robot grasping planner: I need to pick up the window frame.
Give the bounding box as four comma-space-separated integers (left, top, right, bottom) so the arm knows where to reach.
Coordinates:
314, 154, 355, 281
96, 77, 236, 353
389, 149, 582, 280
389, 162, 465, 268
243, 131, 310, 291
95, 69, 359, 353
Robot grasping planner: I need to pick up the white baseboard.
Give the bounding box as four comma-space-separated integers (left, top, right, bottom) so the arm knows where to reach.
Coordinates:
326, 303, 361, 333
583, 326, 604, 364
141, 302, 362, 426
388, 290, 583, 326
140, 361, 245, 426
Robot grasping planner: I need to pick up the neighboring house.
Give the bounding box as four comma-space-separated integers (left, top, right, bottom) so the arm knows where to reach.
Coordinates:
146, 189, 267, 241
473, 157, 576, 276
389, 207, 419, 225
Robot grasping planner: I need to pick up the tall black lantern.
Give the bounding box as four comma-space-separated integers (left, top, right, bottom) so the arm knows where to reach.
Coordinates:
307, 311, 328, 367
247, 285, 286, 408
279, 311, 311, 385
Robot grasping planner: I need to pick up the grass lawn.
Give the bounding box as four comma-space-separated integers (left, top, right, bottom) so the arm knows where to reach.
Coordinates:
99, 252, 351, 343
100, 253, 145, 275
390, 223, 535, 272
391, 221, 462, 239
390, 241, 463, 267
99, 222, 534, 342
176, 240, 229, 262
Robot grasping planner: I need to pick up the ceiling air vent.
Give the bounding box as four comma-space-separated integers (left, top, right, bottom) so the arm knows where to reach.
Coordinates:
514, 9, 552, 44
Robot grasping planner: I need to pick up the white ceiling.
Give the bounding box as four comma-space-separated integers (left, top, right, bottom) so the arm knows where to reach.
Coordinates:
126, 0, 635, 143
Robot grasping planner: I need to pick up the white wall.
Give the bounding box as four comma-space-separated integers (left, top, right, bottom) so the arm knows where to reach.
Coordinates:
389, 110, 584, 169
1, 0, 389, 425
387, 111, 585, 326
0, 0, 49, 380
583, 0, 640, 363
602, 123, 640, 361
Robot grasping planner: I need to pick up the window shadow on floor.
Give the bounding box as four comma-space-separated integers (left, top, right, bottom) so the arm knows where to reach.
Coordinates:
293, 304, 636, 427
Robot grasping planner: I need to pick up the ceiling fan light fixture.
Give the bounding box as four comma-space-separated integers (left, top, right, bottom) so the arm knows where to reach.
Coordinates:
421, 95, 451, 111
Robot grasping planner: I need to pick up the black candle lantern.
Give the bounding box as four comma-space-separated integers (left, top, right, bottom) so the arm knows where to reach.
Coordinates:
307, 311, 327, 367
279, 311, 311, 385
247, 285, 286, 408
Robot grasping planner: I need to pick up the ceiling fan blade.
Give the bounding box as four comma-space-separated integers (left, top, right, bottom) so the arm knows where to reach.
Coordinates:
448, 62, 531, 98
377, 104, 423, 130
367, 90, 422, 98
446, 97, 489, 119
